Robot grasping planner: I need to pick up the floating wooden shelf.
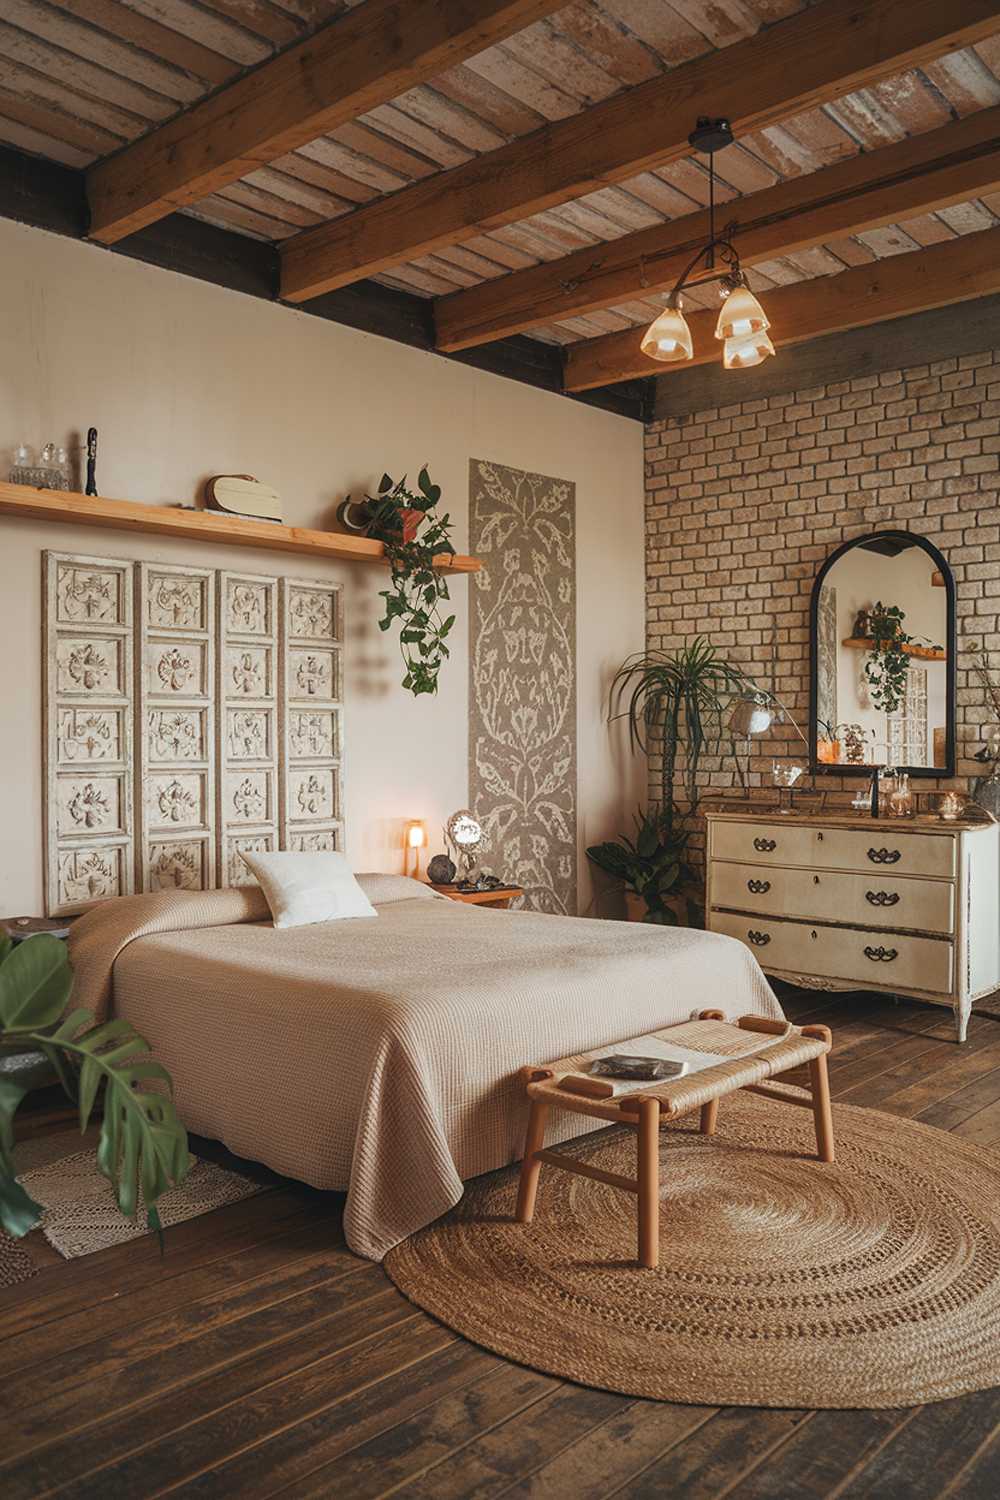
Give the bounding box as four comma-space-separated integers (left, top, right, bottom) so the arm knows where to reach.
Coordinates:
0, 481, 481, 573
842, 636, 946, 661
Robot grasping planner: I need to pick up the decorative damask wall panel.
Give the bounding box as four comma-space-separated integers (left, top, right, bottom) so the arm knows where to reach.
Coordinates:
219, 572, 279, 886
468, 459, 577, 914
137, 563, 217, 894
280, 579, 343, 853
44, 553, 135, 915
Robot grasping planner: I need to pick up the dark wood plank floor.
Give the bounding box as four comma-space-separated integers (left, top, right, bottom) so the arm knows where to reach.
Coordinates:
4, 991, 1000, 1500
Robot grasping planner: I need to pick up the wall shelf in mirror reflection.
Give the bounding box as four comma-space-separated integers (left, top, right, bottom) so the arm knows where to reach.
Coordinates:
809, 531, 955, 779
841, 638, 947, 662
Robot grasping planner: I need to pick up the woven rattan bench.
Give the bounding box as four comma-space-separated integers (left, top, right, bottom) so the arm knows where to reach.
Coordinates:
516, 1010, 834, 1269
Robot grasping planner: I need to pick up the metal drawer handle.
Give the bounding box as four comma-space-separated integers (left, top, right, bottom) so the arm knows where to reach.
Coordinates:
864, 945, 898, 962
747, 930, 771, 946
747, 879, 771, 894
753, 837, 777, 852
866, 890, 900, 907
868, 847, 901, 864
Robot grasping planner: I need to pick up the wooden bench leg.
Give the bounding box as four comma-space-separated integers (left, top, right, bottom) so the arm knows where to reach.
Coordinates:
700, 1100, 719, 1136
802, 1024, 835, 1164
637, 1097, 661, 1269
515, 1099, 550, 1223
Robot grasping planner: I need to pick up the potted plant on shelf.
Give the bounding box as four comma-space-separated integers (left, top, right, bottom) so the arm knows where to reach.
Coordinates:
863, 603, 913, 715
0, 933, 188, 1240
860, 602, 943, 716
587, 808, 696, 925
343, 467, 456, 697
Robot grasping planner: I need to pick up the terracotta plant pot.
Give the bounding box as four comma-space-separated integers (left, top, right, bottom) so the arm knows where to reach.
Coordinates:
623, 888, 700, 925
398, 507, 422, 544
816, 738, 840, 764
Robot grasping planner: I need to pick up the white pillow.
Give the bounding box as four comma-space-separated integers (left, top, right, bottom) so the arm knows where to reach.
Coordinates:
241, 851, 377, 929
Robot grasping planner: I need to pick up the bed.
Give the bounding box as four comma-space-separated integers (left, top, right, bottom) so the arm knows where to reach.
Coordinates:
68, 875, 783, 1260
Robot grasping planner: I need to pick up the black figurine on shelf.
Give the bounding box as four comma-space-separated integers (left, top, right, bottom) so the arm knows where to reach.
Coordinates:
85, 428, 98, 496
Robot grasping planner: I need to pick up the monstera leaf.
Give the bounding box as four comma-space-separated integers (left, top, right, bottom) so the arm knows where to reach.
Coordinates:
0, 933, 72, 1031
0, 936, 189, 1240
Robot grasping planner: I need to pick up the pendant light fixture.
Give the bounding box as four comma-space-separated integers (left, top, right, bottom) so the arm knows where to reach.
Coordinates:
640, 117, 774, 370
639, 305, 694, 362
723, 329, 775, 369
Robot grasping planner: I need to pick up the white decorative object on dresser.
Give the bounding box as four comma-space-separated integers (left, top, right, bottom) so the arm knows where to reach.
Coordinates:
705, 808, 999, 1043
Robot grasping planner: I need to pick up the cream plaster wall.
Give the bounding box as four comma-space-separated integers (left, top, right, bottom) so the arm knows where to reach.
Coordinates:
0, 218, 645, 916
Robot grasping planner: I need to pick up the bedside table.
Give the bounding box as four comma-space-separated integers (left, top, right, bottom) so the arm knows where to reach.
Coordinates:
1, 915, 76, 943
429, 884, 524, 910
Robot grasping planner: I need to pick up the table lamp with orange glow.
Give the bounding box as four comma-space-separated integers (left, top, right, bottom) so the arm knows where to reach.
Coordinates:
404, 819, 427, 878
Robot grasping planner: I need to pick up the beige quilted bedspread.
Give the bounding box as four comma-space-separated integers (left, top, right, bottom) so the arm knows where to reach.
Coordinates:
68, 879, 782, 1259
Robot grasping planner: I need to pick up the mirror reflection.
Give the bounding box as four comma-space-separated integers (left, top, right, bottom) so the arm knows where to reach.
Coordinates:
814, 534, 948, 771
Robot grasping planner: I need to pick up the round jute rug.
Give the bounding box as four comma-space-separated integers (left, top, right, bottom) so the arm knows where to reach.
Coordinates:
385, 1092, 1000, 1409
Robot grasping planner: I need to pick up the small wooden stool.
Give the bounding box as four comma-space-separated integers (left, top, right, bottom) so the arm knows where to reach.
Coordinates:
516, 1011, 834, 1269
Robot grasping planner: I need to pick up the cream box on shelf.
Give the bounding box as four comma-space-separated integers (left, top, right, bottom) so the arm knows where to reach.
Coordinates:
704, 807, 1000, 1042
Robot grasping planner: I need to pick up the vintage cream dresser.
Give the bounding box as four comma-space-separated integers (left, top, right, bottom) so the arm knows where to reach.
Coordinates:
705, 808, 1000, 1042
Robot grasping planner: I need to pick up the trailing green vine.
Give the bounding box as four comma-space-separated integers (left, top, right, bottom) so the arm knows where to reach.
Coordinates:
368, 468, 456, 697
863, 602, 912, 715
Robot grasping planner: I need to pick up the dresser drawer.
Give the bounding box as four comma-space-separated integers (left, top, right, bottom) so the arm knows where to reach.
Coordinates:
709, 821, 814, 866
806, 827, 956, 878
710, 862, 955, 935
709, 820, 956, 878
710, 912, 954, 996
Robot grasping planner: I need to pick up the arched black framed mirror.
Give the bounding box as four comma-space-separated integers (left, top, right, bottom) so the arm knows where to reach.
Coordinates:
809, 530, 956, 778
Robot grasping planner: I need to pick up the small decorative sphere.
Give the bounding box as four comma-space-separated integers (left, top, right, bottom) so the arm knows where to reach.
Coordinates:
427, 854, 456, 885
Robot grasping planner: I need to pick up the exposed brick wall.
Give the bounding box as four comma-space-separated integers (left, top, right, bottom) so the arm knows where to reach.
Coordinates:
644, 350, 1000, 836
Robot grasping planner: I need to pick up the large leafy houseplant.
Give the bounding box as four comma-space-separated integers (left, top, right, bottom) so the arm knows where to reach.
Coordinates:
366, 468, 456, 696
0, 934, 188, 1239
587, 808, 694, 924
610, 637, 748, 830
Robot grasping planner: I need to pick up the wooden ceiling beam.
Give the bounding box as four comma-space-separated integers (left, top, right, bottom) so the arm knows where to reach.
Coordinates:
85, 0, 568, 244
435, 105, 1000, 351
279, 0, 1000, 303
562, 227, 1000, 390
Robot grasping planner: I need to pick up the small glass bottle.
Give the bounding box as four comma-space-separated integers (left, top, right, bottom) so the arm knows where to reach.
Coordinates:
55, 445, 71, 490
889, 773, 913, 818
10, 443, 35, 484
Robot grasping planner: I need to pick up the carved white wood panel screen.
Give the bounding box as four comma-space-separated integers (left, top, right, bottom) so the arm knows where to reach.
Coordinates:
137, 563, 217, 895
220, 572, 280, 887
44, 553, 135, 913
282, 579, 343, 854
43, 553, 344, 915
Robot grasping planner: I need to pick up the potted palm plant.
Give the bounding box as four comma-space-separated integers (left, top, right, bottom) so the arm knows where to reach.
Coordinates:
599, 638, 748, 925
610, 637, 748, 830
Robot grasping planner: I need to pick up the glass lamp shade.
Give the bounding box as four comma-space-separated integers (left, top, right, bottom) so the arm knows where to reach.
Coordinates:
723, 329, 776, 370
405, 819, 427, 849
729, 698, 775, 737
716, 285, 769, 341
640, 305, 693, 363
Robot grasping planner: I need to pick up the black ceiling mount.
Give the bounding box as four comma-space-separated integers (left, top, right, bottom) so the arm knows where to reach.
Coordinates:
688, 117, 734, 155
